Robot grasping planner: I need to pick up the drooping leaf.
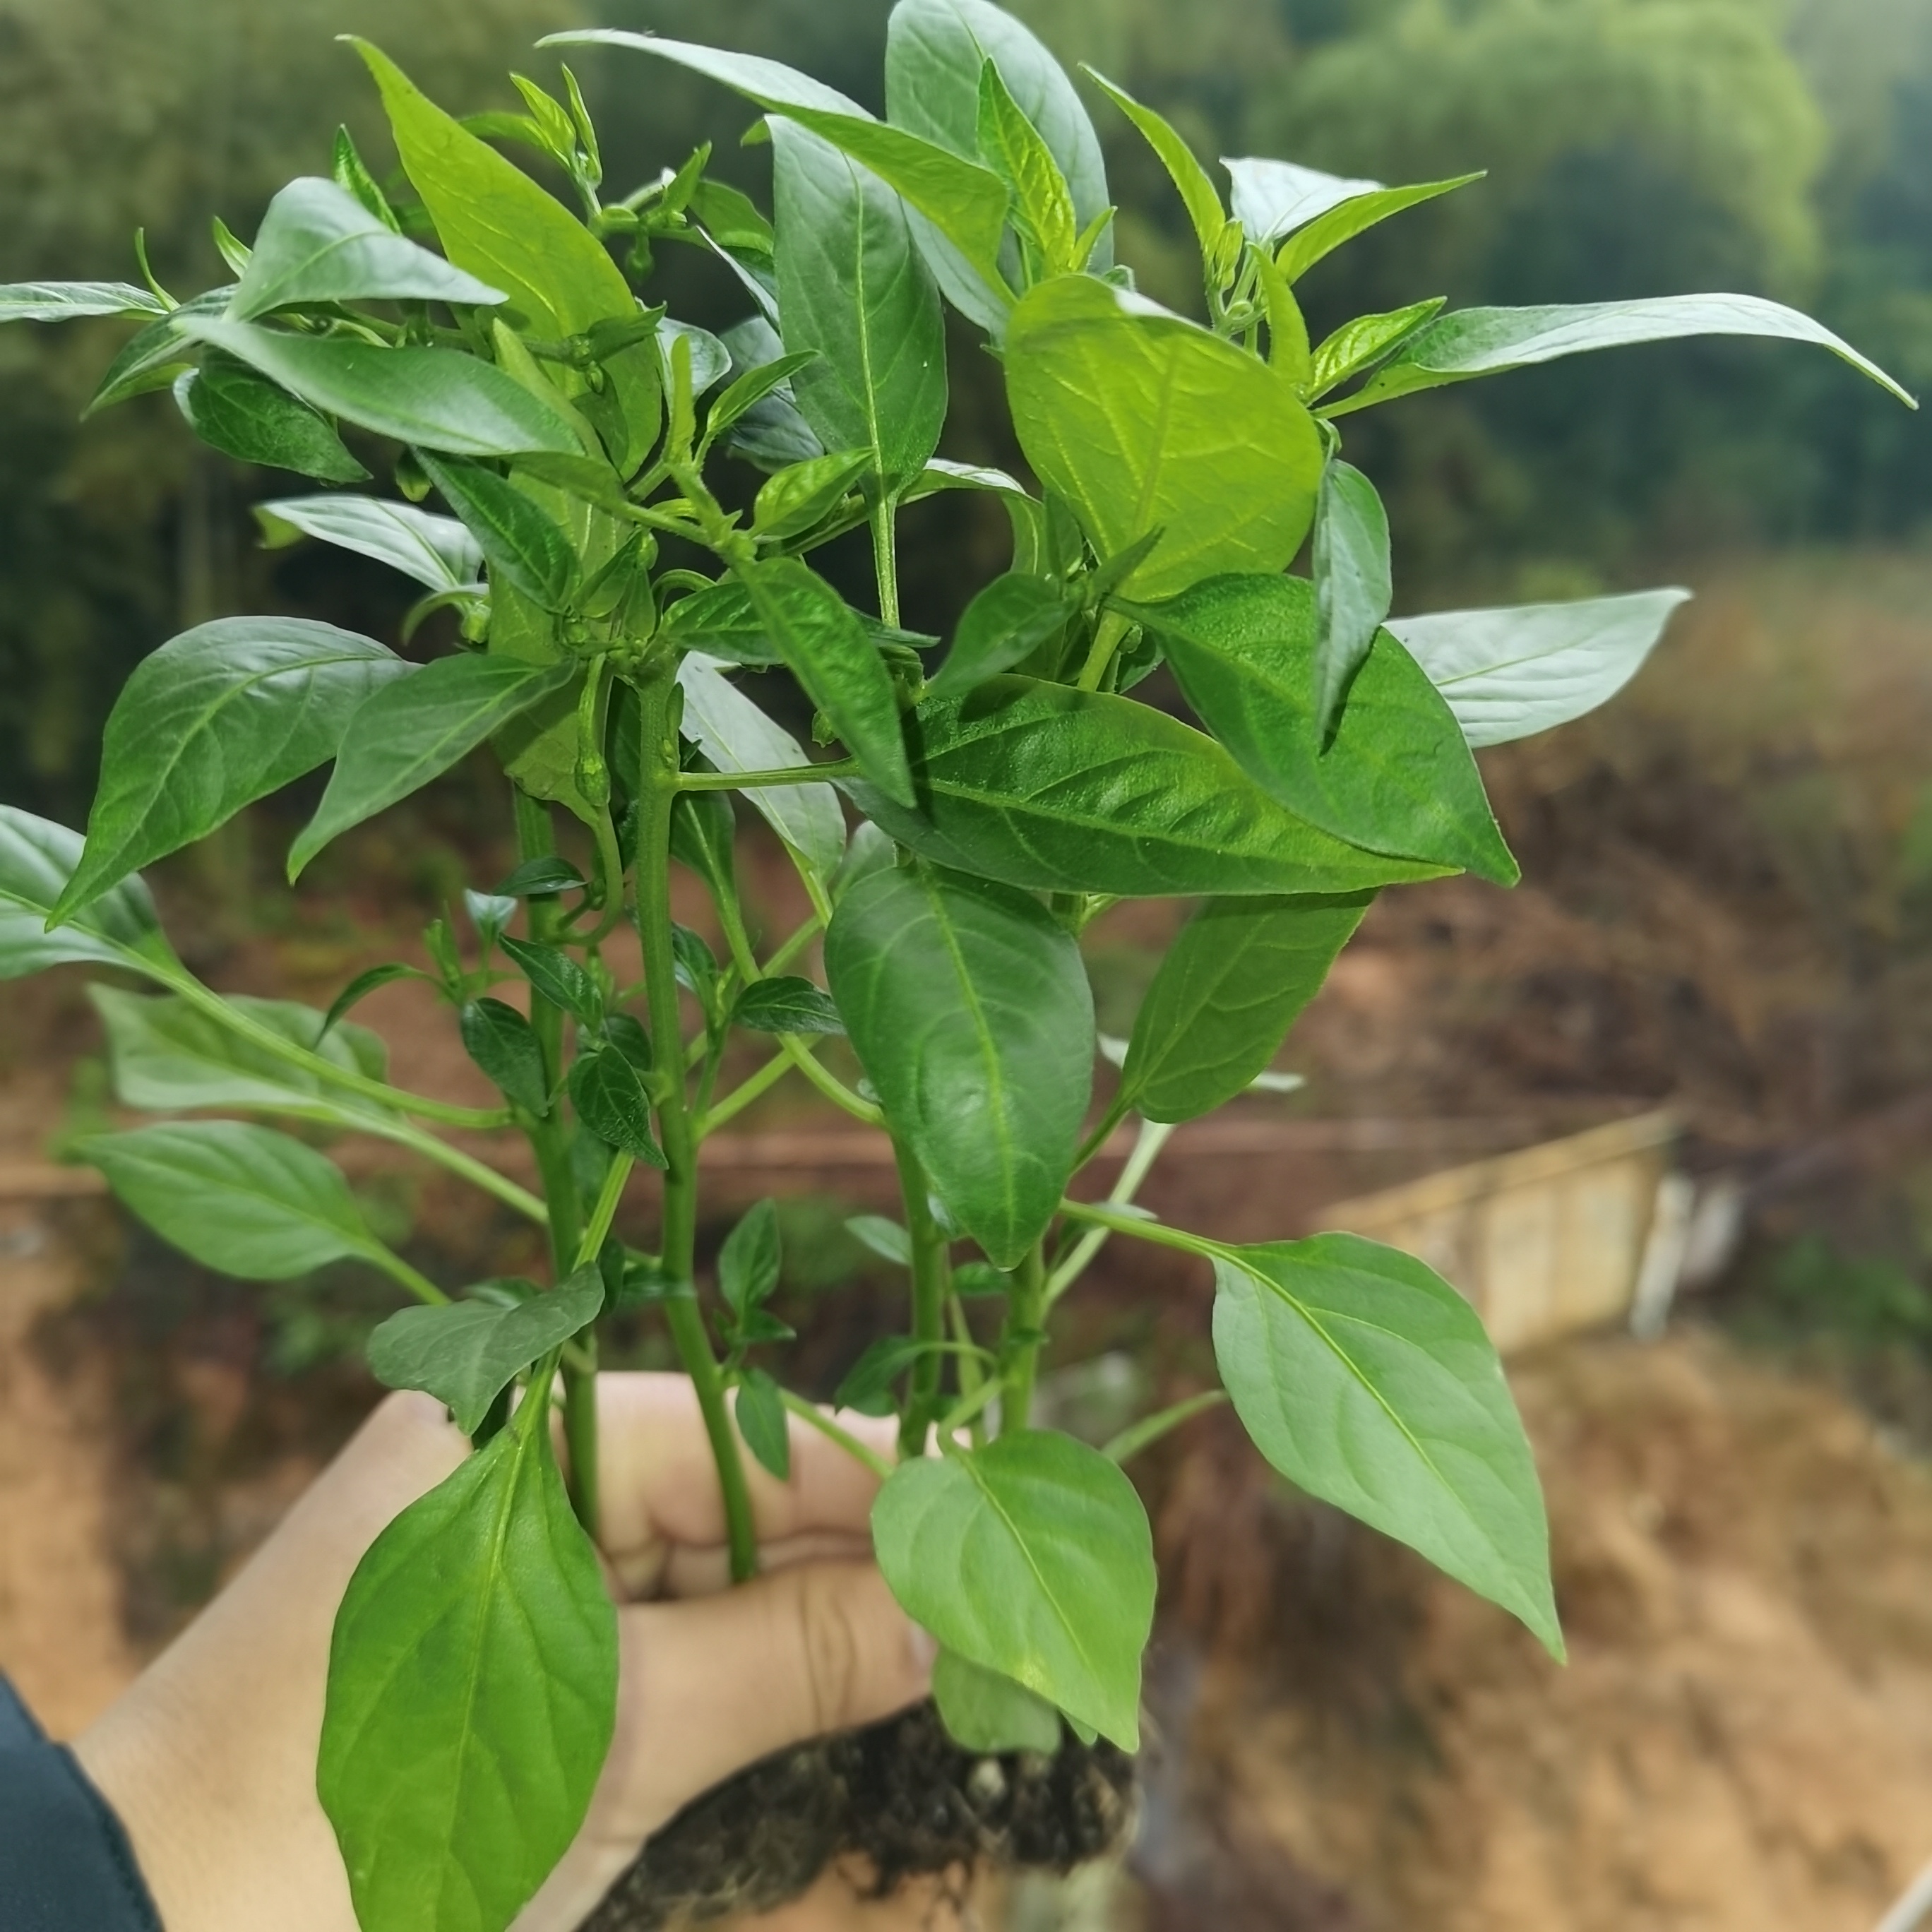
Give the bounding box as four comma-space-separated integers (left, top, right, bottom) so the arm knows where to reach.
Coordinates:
228, 176, 506, 320
1388, 589, 1692, 748
771, 120, 948, 491
932, 1648, 1062, 1754
1275, 174, 1481, 282
1119, 895, 1368, 1123
734, 1368, 792, 1479
415, 453, 578, 612
318, 1402, 617, 1932
848, 677, 1451, 898
1212, 1234, 1562, 1656
733, 976, 846, 1036
85, 1120, 375, 1280
568, 1046, 667, 1168
460, 998, 549, 1116
501, 937, 602, 1027
927, 572, 1075, 698
1003, 275, 1322, 600
368, 1268, 605, 1433
491, 856, 585, 900
601, 1014, 654, 1078
1121, 576, 1517, 885
177, 318, 583, 457
55, 619, 408, 920
1081, 69, 1222, 261
0, 281, 168, 324
1310, 460, 1394, 737
676, 657, 847, 888
1332, 295, 1916, 415
825, 862, 1092, 1265
255, 494, 482, 590
173, 359, 370, 482
0, 807, 172, 982
872, 1430, 1155, 1748
290, 656, 572, 878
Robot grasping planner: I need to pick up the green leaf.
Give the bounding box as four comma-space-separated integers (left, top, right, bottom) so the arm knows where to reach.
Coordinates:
1081, 69, 1222, 261
415, 453, 578, 612
932, 1649, 1062, 1755
491, 855, 584, 900
0, 280, 168, 323
0, 807, 172, 982
734, 560, 914, 806
1333, 295, 1916, 416
93, 986, 388, 1119
719, 1198, 782, 1316
290, 656, 572, 878
835, 1332, 925, 1412
1308, 299, 1445, 400
85, 288, 231, 416
849, 677, 1452, 898
1311, 460, 1393, 737
976, 61, 1077, 273
752, 447, 873, 542
255, 494, 482, 590
568, 1047, 667, 1168
1275, 174, 1482, 283
173, 359, 370, 482
177, 318, 583, 457
845, 1215, 912, 1268
318, 1401, 617, 1932
672, 926, 721, 1013
705, 348, 819, 443
1121, 576, 1517, 886
602, 1013, 654, 1077
55, 619, 408, 920
734, 976, 846, 1036
824, 862, 1091, 1266
369, 1268, 605, 1433
229, 177, 506, 321
86, 1120, 374, 1280
460, 998, 548, 1115
872, 1430, 1154, 1748
333, 124, 402, 232
1004, 275, 1323, 600
669, 786, 737, 907
715, 321, 823, 470
323, 964, 439, 1037
1119, 895, 1368, 1123
929, 572, 1075, 699
500, 937, 601, 1027
771, 120, 948, 490
1390, 589, 1691, 749
676, 659, 847, 888
734, 1368, 791, 1479
1224, 156, 1383, 246
1212, 1234, 1562, 1657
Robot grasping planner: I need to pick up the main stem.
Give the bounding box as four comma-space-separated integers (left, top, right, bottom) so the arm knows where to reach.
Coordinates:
895, 1138, 950, 1458
1003, 1243, 1047, 1431
635, 658, 760, 1583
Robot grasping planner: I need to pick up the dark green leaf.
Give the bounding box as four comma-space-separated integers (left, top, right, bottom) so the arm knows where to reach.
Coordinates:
872, 1430, 1154, 1748
1122, 576, 1517, 885
86, 1120, 374, 1279
1311, 460, 1393, 737
602, 1013, 653, 1076
1081, 70, 1222, 261
1275, 174, 1482, 282
848, 677, 1453, 898
323, 965, 437, 1037
1005, 275, 1323, 600
568, 1046, 667, 1167
290, 655, 572, 878
1120, 895, 1369, 1122
733, 976, 845, 1036
734, 1368, 792, 1479
825, 862, 1092, 1266
1212, 1234, 1562, 1657
56, 619, 408, 920
492, 855, 585, 899
1308, 299, 1445, 398
1388, 589, 1692, 748
688, 178, 774, 254
706, 349, 819, 442
85, 288, 232, 416
671, 924, 720, 1015
665, 580, 783, 666
752, 446, 872, 542
229, 176, 506, 320
369, 1268, 605, 1433
0, 280, 167, 323
717, 318, 823, 471
835, 1332, 926, 1413
927, 572, 1073, 699
174, 359, 369, 482
415, 453, 578, 612
500, 937, 601, 1027
318, 1401, 616, 1932
178, 318, 583, 457
845, 1215, 912, 1268
0, 807, 172, 982
254, 494, 482, 590
720, 1198, 782, 1318
460, 998, 548, 1115
932, 1649, 1061, 1754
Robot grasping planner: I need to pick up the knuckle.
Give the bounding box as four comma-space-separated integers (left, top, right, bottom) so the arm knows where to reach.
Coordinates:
792, 1568, 863, 1735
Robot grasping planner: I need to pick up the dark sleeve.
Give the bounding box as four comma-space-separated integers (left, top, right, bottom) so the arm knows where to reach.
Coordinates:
0, 1676, 164, 1932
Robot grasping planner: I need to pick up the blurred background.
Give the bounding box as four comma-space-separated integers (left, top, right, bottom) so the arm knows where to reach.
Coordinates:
8, 1, 1932, 1927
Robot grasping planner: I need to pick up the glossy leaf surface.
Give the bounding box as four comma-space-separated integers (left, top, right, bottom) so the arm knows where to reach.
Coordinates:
256, 494, 482, 591
0, 280, 167, 323
1224, 156, 1381, 244
460, 999, 548, 1116
1311, 460, 1393, 736
416, 454, 578, 612
174, 359, 369, 482
568, 1047, 667, 1168
0, 808, 172, 981
1275, 174, 1481, 282
927, 572, 1073, 698
932, 1649, 1062, 1754
734, 977, 846, 1036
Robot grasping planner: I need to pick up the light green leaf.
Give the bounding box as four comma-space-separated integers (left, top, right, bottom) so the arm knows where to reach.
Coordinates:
824, 861, 1092, 1266
1121, 575, 1517, 885
319, 1401, 617, 1932
927, 572, 1074, 698
173, 359, 369, 482
255, 494, 481, 590
1389, 588, 1691, 748
1311, 460, 1393, 737
1121, 894, 1370, 1123
415, 453, 578, 612
55, 619, 408, 919
872, 1430, 1154, 1748
734, 1368, 792, 1480
1334, 295, 1916, 415
229, 176, 506, 321
845, 1215, 912, 1268
0, 280, 168, 323
86, 1120, 374, 1280
1223, 156, 1382, 245
85, 288, 232, 417
1081, 68, 1222, 261
368, 1269, 605, 1433
977, 61, 1077, 273
1275, 174, 1481, 282
676, 658, 847, 888
0, 807, 172, 982
1004, 275, 1323, 600
290, 656, 573, 878
177, 318, 583, 457
1308, 298, 1445, 399
771, 121, 948, 491
932, 1648, 1062, 1754
752, 446, 873, 543
1212, 1234, 1562, 1656
849, 676, 1450, 898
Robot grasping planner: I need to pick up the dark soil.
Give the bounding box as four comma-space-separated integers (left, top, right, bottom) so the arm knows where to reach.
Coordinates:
582, 1698, 1137, 1930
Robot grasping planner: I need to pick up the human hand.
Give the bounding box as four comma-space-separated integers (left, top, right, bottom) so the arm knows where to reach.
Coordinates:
75, 1374, 934, 1932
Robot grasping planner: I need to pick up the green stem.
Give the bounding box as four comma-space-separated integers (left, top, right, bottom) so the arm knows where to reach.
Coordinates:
1048, 1117, 1176, 1307
578, 806, 629, 946
575, 1152, 634, 1270
676, 763, 855, 792
698, 1046, 794, 1137
1058, 1196, 1226, 1261
894, 1138, 950, 1457
364, 1244, 448, 1306
636, 658, 760, 1583
1101, 1390, 1228, 1467
780, 1037, 883, 1125
1002, 1243, 1047, 1431
779, 1389, 893, 1482
869, 490, 901, 627
1075, 608, 1133, 693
